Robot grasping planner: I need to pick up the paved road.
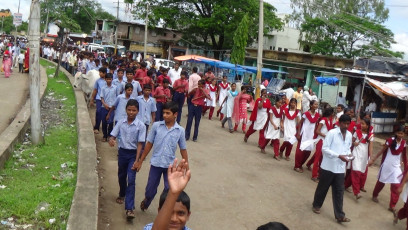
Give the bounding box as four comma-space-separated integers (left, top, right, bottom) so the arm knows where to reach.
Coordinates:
0, 66, 29, 134
94, 107, 406, 230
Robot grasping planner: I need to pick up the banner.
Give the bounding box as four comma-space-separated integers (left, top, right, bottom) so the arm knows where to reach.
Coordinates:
13, 13, 22, 26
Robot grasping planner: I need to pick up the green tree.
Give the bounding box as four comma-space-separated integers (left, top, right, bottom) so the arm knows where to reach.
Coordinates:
40, 0, 115, 33
1, 16, 15, 34
290, 0, 403, 58
231, 14, 249, 65
133, 0, 283, 59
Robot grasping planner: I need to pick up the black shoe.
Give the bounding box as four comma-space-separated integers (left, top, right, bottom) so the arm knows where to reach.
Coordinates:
193, 139, 197, 142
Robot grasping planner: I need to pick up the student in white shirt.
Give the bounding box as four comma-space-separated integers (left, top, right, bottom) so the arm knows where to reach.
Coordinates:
312, 114, 352, 223
18, 51, 25, 73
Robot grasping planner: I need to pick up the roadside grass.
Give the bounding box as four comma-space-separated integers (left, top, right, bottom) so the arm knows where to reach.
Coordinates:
0, 60, 77, 229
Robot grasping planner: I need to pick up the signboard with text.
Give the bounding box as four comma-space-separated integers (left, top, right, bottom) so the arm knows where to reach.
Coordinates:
13, 13, 22, 26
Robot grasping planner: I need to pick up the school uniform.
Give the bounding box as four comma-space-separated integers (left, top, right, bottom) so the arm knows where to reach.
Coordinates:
93, 78, 107, 131
294, 111, 320, 170
185, 88, 208, 141
261, 106, 283, 156
86, 61, 96, 73
373, 138, 407, 209
218, 82, 230, 120
280, 108, 300, 157
157, 74, 172, 86
143, 121, 187, 209
206, 84, 217, 120
144, 223, 191, 230
110, 118, 146, 211
136, 95, 157, 151
245, 98, 270, 145
135, 68, 147, 85
100, 84, 118, 138
344, 129, 373, 195
154, 86, 171, 121
306, 117, 335, 179
172, 78, 189, 123
112, 76, 128, 94
113, 94, 135, 124
130, 80, 143, 98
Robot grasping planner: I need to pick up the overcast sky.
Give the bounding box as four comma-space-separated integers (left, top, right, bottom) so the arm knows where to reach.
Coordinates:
3, 0, 408, 59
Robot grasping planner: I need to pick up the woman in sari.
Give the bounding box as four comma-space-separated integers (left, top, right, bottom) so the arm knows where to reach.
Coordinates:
2, 50, 12, 78
232, 86, 253, 133
24, 48, 29, 73
221, 83, 238, 133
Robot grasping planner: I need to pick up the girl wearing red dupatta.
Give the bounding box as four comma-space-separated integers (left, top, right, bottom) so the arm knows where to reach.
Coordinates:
280, 98, 300, 161
244, 89, 270, 145
232, 86, 253, 133
344, 118, 373, 199
369, 126, 407, 212
306, 107, 335, 182
294, 100, 320, 173
261, 97, 283, 158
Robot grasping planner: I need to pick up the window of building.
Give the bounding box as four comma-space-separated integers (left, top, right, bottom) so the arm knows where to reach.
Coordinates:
135, 27, 140, 34
284, 48, 288, 52
163, 32, 167, 37
278, 47, 282, 51
173, 34, 176, 38
98, 23, 102, 30
270, 46, 272, 50
272, 46, 275, 50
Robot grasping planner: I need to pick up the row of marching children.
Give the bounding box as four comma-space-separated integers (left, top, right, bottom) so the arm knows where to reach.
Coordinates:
231, 85, 408, 227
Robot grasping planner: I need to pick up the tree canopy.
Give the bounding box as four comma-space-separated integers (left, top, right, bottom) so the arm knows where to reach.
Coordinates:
290, 0, 403, 58
133, 0, 283, 59
231, 14, 249, 65
0, 16, 28, 34
40, 0, 115, 33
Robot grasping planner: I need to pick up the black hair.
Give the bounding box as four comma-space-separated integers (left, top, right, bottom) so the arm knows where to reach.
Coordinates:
231, 82, 236, 87
105, 73, 113, 79
222, 75, 227, 78
257, 222, 289, 230
181, 71, 188, 77
192, 66, 198, 73
163, 101, 179, 114
147, 69, 154, 77
339, 92, 343, 96
339, 114, 351, 123
140, 62, 147, 68
391, 125, 405, 150
309, 100, 317, 110
159, 189, 190, 212
109, 64, 116, 70
198, 79, 206, 85
143, 84, 152, 90
207, 68, 212, 72
361, 118, 371, 142
275, 96, 282, 104
117, 68, 124, 73
126, 99, 139, 110
322, 107, 334, 118
99, 67, 107, 74
337, 104, 345, 110
261, 89, 267, 94
289, 98, 297, 106
241, 86, 247, 91
126, 68, 133, 74
124, 83, 133, 90
163, 79, 170, 84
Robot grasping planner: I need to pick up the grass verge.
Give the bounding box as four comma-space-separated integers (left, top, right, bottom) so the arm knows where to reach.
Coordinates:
0, 60, 77, 229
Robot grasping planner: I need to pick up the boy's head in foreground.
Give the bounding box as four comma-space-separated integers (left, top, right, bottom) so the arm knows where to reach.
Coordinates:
159, 189, 191, 230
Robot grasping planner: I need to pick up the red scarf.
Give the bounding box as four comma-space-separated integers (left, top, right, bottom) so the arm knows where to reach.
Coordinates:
321, 117, 334, 131
271, 106, 283, 118
219, 82, 229, 89
284, 108, 299, 120
355, 129, 373, 144
381, 138, 407, 170
249, 98, 271, 121
209, 85, 217, 92
304, 111, 320, 123
387, 138, 406, 155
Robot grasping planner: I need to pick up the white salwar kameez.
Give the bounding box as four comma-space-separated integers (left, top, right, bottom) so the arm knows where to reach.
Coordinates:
378, 142, 405, 184
218, 83, 230, 107
299, 113, 318, 151
351, 133, 372, 173
283, 110, 300, 144
253, 108, 268, 130
221, 91, 236, 118
206, 86, 217, 107
265, 108, 282, 139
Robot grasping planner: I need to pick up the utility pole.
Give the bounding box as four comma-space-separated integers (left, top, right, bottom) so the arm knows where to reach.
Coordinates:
15, 0, 21, 34
44, 0, 49, 35
114, 1, 120, 55
144, 3, 149, 60
255, 0, 264, 99
28, 0, 43, 145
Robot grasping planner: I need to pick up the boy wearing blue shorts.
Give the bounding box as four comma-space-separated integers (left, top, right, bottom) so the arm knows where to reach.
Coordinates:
109, 99, 146, 219
133, 101, 189, 211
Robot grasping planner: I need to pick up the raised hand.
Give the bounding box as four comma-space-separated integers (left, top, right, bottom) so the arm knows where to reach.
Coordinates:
167, 159, 191, 194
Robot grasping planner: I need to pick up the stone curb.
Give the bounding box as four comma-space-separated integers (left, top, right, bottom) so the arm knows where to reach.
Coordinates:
0, 66, 47, 169
41, 59, 98, 230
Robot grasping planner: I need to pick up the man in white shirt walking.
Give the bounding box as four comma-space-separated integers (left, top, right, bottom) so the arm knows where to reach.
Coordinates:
312, 114, 352, 223
168, 63, 181, 86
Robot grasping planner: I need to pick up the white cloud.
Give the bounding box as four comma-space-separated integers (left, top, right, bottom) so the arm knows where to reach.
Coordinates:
391, 33, 408, 60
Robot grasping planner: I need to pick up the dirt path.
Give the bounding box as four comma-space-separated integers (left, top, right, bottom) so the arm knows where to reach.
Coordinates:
94, 106, 406, 230
0, 67, 29, 134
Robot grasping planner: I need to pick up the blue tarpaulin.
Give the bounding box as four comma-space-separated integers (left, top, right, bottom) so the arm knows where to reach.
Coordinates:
315, 77, 339, 86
